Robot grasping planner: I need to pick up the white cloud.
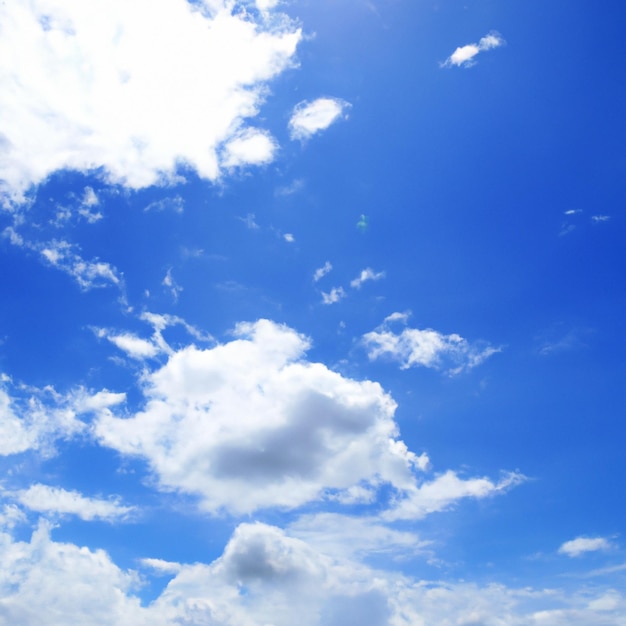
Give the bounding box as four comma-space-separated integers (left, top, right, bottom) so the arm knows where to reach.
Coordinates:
95, 319, 425, 514
12, 484, 134, 522
283, 232, 295, 243
313, 261, 332, 282
0, 381, 85, 457
0, 519, 621, 625
289, 97, 351, 141
93, 319, 518, 520
442, 31, 505, 68
591, 215, 611, 222
2, 234, 122, 290
0, 521, 150, 626
363, 312, 500, 374
289, 513, 430, 560
104, 332, 161, 360
0, 0, 301, 203
162, 268, 183, 302
143, 195, 184, 213
321, 286, 346, 305
350, 267, 385, 289
384, 470, 525, 521
559, 536, 613, 557
221, 128, 277, 168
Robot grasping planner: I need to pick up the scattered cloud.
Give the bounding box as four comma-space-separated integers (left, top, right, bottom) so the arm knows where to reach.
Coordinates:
363, 312, 501, 374
221, 128, 277, 169
0, 0, 301, 203
591, 215, 611, 223
313, 261, 333, 282
559, 536, 614, 557
275, 178, 305, 197
283, 233, 295, 243
10, 484, 134, 522
350, 267, 385, 289
321, 286, 346, 304
162, 268, 183, 302
0, 380, 86, 457
238, 213, 260, 230
289, 97, 351, 141
143, 195, 184, 213
442, 31, 505, 68
2, 231, 122, 290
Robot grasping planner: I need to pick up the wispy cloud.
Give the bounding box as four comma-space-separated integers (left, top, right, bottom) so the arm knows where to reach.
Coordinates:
559, 536, 614, 557
289, 97, 351, 141
313, 261, 333, 282
3, 229, 122, 290
350, 267, 385, 289
321, 286, 346, 304
10, 484, 134, 522
363, 312, 500, 374
442, 32, 505, 68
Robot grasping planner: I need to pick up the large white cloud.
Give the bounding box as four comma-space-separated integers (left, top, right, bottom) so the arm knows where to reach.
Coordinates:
93, 317, 521, 518
95, 319, 424, 514
0, 0, 301, 202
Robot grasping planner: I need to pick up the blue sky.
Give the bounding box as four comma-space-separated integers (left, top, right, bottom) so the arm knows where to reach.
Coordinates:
1, 0, 625, 623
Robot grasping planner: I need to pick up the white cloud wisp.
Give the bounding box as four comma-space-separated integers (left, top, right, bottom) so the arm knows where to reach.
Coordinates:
289, 97, 351, 141
363, 312, 500, 374
442, 31, 505, 68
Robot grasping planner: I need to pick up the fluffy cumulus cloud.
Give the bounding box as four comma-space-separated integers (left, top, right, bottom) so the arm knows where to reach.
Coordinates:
442, 31, 505, 68
0, 0, 301, 202
289, 97, 351, 141
0, 519, 624, 625
0, 378, 86, 457
363, 312, 500, 374
92, 318, 521, 520
95, 319, 425, 514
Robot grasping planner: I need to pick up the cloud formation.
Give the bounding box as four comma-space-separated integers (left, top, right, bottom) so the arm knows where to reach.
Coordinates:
95, 319, 424, 514
289, 98, 351, 141
363, 312, 500, 374
0, 519, 623, 625
11, 484, 134, 522
442, 32, 505, 68
0, 0, 301, 202
559, 536, 613, 557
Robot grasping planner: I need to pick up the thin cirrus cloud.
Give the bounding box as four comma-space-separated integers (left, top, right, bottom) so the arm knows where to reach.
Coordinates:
442, 32, 505, 68
363, 312, 500, 374
288, 97, 351, 141
0, 0, 301, 203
